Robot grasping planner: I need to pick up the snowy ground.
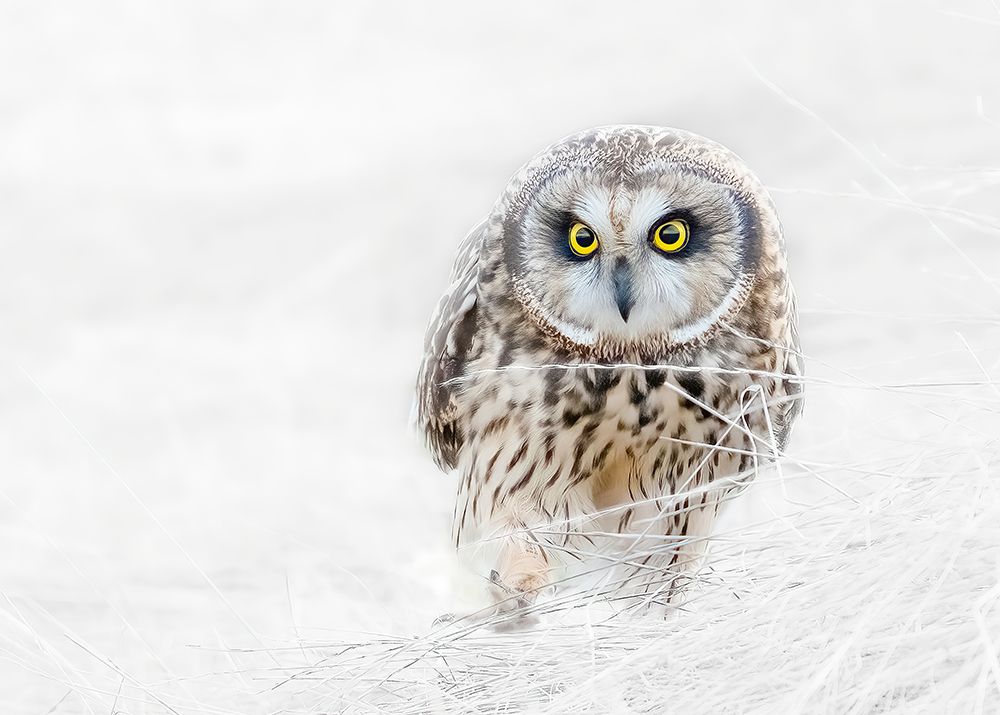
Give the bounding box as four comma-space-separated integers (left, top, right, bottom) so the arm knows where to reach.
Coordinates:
2, 2, 999, 713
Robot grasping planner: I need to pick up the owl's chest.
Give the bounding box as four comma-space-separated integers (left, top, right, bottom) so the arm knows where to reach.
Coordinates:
462, 364, 754, 492
474, 363, 745, 435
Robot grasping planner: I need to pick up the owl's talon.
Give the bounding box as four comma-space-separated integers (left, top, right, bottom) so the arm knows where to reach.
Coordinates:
489, 569, 512, 595
431, 570, 549, 632
431, 612, 457, 628
488, 569, 548, 613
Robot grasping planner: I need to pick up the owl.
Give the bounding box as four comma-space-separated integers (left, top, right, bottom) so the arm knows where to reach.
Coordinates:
416, 125, 803, 618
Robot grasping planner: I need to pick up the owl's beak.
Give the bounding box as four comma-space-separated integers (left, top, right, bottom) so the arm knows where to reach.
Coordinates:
611, 259, 635, 323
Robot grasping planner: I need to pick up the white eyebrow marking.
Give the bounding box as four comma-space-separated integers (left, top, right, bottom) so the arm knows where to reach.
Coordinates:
572, 185, 615, 234
629, 187, 671, 235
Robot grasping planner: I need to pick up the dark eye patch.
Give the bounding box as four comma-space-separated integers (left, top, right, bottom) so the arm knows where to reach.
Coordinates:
544, 209, 596, 262
718, 188, 762, 271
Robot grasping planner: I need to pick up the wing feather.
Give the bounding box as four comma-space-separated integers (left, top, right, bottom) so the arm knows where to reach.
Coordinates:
415, 221, 486, 470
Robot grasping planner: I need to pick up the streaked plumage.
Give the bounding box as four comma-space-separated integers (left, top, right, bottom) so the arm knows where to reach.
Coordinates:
417, 125, 803, 614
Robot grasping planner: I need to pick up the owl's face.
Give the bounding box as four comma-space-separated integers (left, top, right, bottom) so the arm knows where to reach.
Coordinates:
500, 130, 766, 356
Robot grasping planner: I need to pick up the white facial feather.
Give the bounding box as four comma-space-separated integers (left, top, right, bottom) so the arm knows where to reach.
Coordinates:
508, 145, 754, 355
556, 181, 721, 345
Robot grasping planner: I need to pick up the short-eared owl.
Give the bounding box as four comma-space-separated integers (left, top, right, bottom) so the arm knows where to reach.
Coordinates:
417, 125, 802, 616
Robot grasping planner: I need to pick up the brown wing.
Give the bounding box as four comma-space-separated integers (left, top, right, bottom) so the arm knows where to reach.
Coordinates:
775, 287, 805, 452
415, 220, 486, 471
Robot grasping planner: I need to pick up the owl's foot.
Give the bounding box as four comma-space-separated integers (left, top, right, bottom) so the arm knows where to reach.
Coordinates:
486, 568, 554, 631
430, 570, 551, 632
484, 520, 552, 627
488, 569, 545, 611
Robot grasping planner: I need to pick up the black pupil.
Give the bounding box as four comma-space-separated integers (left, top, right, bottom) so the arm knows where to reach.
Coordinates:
661, 224, 680, 240
575, 228, 595, 247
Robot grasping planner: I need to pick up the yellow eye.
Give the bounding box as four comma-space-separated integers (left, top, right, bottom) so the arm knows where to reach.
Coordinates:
651, 219, 689, 254
568, 222, 599, 258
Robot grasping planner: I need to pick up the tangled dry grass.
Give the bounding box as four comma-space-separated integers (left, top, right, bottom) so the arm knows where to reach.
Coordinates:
11, 360, 994, 714
229, 369, 1000, 714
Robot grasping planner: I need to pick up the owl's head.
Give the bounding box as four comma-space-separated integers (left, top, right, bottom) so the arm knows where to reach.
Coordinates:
489, 126, 783, 359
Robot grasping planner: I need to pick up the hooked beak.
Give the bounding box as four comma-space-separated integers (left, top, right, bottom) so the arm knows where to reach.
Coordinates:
611, 258, 635, 323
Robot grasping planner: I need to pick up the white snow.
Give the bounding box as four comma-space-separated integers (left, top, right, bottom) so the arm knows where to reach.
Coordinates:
1, 2, 999, 712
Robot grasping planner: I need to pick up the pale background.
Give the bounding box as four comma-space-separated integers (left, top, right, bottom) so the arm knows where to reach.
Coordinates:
2, 1, 999, 712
